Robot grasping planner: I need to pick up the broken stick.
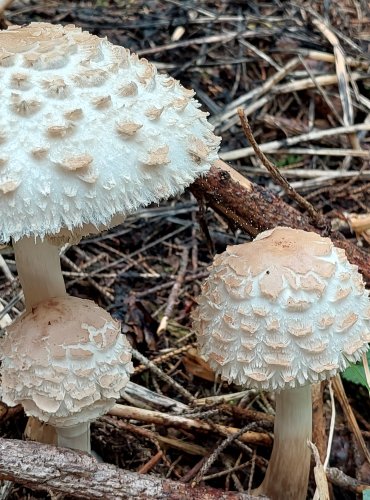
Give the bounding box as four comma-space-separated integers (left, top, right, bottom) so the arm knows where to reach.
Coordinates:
190, 160, 370, 284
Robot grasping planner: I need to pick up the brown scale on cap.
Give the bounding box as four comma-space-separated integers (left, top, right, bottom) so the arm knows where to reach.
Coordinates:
336, 312, 358, 332
75, 368, 94, 378
64, 108, 83, 121
287, 324, 312, 337
10, 95, 41, 116
47, 123, 75, 138
145, 106, 164, 120
69, 347, 94, 359
72, 69, 109, 88
161, 76, 176, 88
31, 147, 49, 160
0, 51, 15, 67
10, 72, 31, 90
318, 314, 335, 329
171, 97, 189, 111
136, 58, 156, 86
332, 286, 351, 301
141, 145, 170, 167
42, 77, 69, 98
187, 137, 210, 164
118, 82, 138, 96
265, 317, 280, 332
91, 95, 111, 109
60, 154, 93, 171
23, 51, 69, 71
77, 169, 99, 184
116, 121, 143, 137
0, 180, 20, 194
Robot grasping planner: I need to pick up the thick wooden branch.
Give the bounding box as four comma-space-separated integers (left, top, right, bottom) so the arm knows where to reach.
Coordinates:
191, 160, 370, 284
0, 438, 262, 499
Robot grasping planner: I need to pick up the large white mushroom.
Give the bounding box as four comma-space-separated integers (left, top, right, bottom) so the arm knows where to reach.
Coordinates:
0, 22, 220, 310
193, 227, 370, 500
0, 22, 219, 448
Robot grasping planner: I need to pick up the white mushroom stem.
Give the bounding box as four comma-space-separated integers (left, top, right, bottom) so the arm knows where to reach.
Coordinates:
12, 237, 70, 449
13, 237, 67, 311
254, 385, 312, 500
56, 423, 91, 453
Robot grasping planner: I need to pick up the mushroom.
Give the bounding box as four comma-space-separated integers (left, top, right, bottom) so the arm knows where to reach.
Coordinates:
192, 227, 370, 500
0, 22, 220, 310
0, 296, 133, 452
0, 22, 219, 446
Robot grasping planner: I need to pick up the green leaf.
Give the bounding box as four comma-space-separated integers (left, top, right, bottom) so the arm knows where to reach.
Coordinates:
362, 488, 370, 499
342, 352, 370, 390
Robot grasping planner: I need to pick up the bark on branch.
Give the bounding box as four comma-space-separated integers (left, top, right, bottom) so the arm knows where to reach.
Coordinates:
191, 160, 370, 284
0, 438, 262, 499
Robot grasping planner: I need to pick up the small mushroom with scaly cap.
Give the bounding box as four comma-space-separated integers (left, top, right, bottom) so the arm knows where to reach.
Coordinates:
1, 297, 133, 452
193, 227, 370, 500
0, 22, 220, 311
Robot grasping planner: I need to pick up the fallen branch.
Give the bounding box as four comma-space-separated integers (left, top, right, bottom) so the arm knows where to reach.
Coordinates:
190, 161, 370, 284
326, 467, 370, 493
0, 438, 263, 499
109, 404, 272, 447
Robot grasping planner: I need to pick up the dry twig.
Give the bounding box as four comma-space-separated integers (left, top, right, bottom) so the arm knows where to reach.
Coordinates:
157, 247, 189, 334
237, 110, 328, 231
109, 404, 272, 448
132, 348, 196, 403
332, 375, 370, 464
326, 467, 370, 493
221, 123, 370, 161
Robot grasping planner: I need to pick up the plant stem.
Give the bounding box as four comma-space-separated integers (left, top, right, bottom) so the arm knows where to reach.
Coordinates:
13, 237, 67, 311
254, 385, 312, 500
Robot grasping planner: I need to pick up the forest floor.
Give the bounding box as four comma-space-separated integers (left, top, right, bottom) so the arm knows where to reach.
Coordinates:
0, 1, 370, 499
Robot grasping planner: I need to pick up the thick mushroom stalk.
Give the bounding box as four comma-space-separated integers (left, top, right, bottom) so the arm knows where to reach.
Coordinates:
254, 385, 312, 500
13, 237, 67, 311
56, 423, 91, 453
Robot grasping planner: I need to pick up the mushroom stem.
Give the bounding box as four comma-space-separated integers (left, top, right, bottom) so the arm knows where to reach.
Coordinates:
254, 385, 312, 500
56, 423, 91, 453
13, 237, 67, 311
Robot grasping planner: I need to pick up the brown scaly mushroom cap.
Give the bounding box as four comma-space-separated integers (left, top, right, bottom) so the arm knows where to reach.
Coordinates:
0, 22, 220, 243
0, 296, 133, 426
193, 227, 370, 390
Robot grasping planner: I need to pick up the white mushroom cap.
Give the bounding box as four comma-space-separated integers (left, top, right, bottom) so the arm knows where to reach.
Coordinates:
193, 227, 370, 391
0, 296, 133, 426
0, 22, 220, 242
